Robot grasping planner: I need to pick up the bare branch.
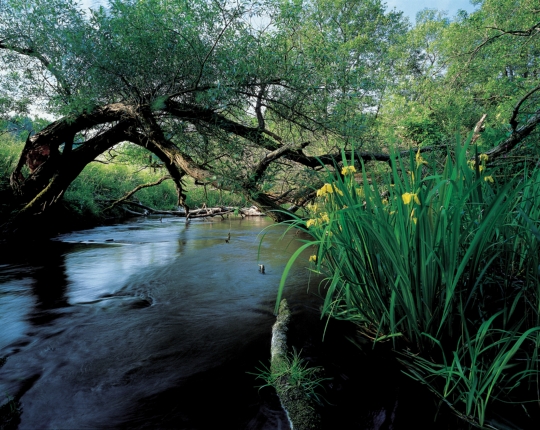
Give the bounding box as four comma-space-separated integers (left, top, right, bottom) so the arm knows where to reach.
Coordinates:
471, 114, 487, 144
485, 21, 540, 37
104, 175, 172, 211
0, 40, 71, 96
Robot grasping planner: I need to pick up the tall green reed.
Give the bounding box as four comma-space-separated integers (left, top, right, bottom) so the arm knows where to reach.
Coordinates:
276, 137, 540, 427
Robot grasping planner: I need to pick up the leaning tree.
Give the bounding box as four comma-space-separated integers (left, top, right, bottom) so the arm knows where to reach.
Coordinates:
0, 0, 406, 233
3, 0, 538, 237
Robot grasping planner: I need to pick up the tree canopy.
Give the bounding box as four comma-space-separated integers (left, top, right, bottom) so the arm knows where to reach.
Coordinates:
0, 0, 539, 230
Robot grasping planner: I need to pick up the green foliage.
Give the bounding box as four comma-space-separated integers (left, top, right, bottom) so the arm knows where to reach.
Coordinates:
0, 134, 23, 218
277, 138, 540, 427
0, 134, 21, 185
273, 0, 408, 142
64, 162, 178, 217
64, 159, 247, 218
181, 179, 248, 209
0, 116, 48, 140
380, 0, 540, 151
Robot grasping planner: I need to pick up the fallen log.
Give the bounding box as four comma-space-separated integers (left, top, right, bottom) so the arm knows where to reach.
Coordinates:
270, 299, 323, 430
101, 200, 266, 219
239, 205, 265, 216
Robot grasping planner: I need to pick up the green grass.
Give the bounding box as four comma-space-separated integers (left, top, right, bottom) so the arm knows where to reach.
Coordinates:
64, 162, 179, 217
276, 137, 540, 428
251, 348, 329, 406
63, 159, 248, 218
0, 136, 24, 219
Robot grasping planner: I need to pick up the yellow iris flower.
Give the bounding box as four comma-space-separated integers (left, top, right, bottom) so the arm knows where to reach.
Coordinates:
402, 192, 420, 205
341, 165, 356, 175
317, 183, 334, 196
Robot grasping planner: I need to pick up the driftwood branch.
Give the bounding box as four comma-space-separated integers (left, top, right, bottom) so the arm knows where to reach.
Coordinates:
471, 114, 487, 144
121, 200, 232, 218
105, 175, 172, 211
270, 299, 323, 430
104, 199, 265, 219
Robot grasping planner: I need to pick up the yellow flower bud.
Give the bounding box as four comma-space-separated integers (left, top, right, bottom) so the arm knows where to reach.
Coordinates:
416, 149, 428, 167
333, 184, 344, 196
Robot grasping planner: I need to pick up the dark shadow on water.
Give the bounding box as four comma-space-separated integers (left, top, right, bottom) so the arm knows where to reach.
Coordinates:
116, 331, 290, 430
283, 302, 539, 430
2, 241, 71, 325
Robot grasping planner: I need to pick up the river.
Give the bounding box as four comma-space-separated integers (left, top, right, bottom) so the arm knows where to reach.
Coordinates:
0, 216, 440, 429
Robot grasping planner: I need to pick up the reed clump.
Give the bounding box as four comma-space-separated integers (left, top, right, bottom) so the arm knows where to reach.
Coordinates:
277, 138, 540, 428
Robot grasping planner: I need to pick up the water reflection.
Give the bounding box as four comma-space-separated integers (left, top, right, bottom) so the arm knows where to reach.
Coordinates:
0, 276, 35, 352
31, 249, 69, 311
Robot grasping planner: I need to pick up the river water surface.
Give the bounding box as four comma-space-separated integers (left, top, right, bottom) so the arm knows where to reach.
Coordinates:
1, 216, 467, 430
1, 217, 324, 429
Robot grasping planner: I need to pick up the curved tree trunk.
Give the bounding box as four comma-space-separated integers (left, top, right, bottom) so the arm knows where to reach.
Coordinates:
4, 96, 537, 238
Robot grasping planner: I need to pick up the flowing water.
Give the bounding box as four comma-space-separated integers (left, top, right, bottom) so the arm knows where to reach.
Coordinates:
0, 217, 321, 429
0, 217, 454, 429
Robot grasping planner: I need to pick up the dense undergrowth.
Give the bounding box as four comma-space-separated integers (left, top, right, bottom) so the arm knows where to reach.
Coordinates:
0, 135, 20, 215
0, 135, 247, 229
278, 137, 540, 429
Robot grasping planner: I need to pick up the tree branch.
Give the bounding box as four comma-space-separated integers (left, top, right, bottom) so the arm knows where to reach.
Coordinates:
485, 21, 540, 37
0, 40, 71, 96
485, 108, 540, 160
104, 175, 172, 211
471, 114, 487, 144
509, 85, 540, 131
